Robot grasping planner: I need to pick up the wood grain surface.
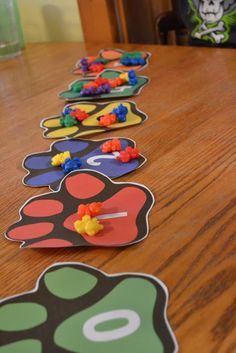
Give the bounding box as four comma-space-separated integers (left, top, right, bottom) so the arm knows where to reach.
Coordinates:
0, 43, 235, 352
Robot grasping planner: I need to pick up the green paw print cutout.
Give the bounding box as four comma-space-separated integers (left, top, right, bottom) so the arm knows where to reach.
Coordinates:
59, 69, 149, 101
0, 263, 178, 353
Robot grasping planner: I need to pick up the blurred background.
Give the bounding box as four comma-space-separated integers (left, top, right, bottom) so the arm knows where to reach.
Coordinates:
16, 0, 177, 46
18, 0, 84, 43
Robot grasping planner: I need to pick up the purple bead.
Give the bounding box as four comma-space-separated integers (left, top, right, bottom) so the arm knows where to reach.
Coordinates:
81, 58, 88, 65
102, 84, 111, 93
81, 65, 88, 72
96, 87, 103, 94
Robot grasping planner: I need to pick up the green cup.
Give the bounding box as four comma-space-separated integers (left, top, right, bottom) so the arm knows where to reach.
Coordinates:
0, 0, 23, 59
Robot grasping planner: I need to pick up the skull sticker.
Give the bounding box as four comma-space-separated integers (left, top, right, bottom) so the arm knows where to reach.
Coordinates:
189, 0, 236, 44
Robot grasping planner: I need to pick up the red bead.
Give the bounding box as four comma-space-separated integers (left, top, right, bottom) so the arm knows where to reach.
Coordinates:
94, 77, 109, 86
90, 63, 104, 73
116, 150, 131, 163
125, 146, 139, 159
70, 108, 89, 121
116, 147, 139, 163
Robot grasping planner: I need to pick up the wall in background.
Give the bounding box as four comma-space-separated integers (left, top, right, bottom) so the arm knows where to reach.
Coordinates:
18, 0, 84, 43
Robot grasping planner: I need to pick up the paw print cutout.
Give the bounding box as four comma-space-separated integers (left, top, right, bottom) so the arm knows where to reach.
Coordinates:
58, 70, 149, 101
6, 170, 155, 248
23, 137, 146, 191
73, 48, 151, 76
0, 263, 178, 353
40, 101, 147, 139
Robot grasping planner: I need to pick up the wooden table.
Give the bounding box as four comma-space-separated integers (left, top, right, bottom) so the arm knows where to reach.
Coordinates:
0, 43, 235, 352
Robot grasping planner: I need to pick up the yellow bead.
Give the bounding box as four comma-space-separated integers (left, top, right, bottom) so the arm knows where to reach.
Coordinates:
74, 215, 103, 237
119, 73, 128, 82
51, 151, 71, 166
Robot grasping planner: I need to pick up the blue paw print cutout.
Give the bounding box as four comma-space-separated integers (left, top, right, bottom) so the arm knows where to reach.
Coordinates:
23, 138, 146, 191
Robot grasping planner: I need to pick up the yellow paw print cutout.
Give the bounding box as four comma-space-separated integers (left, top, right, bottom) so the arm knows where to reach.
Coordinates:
74, 215, 104, 237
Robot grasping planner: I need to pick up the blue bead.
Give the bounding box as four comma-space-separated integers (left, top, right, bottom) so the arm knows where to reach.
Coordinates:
139, 58, 145, 65
118, 115, 127, 122
61, 157, 82, 174
128, 70, 136, 78
121, 57, 131, 66
111, 104, 128, 123
63, 107, 73, 116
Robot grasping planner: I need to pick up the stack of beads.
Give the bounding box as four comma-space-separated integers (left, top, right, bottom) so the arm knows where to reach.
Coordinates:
60, 107, 89, 127
72, 70, 138, 97
120, 51, 146, 66
80, 57, 110, 74
99, 104, 128, 127
74, 202, 104, 237
79, 51, 146, 74
51, 150, 82, 174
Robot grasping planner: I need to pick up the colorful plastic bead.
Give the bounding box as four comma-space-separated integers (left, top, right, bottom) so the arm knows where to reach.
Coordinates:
119, 72, 129, 82
51, 151, 71, 167
63, 107, 73, 116
80, 83, 111, 97
95, 77, 109, 86
101, 139, 122, 153
128, 70, 138, 85
83, 81, 98, 90
122, 57, 146, 66
125, 146, 139, 159
72, 82, 84, 93
80, 58, 89, 72
74, 215, 104, 236
89, 63, 104, 73
70, 108, 89, 121
60, 115, 77, 127
61, 157, 82, 174
120, 52, 145, 66
112, 104, 128, 123
98, 113, 117, 127
77, 202, 102, 220
116, 150, 131, 163
80, 56, 111, 73
116, 147, 139, 163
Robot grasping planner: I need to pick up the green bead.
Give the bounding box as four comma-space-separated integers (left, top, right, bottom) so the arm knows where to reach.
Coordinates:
122, 51, 142, 59
59, 116, 65, 126
72, 82, 84, 93
60, 115, 77, 127
0, 302, 47, 331
44, 266, 97, 300
0, 339, 42, 353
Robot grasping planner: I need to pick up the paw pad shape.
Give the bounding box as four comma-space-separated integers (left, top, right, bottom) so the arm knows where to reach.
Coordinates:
7, 170, 154, 248
0, 263, 178, 353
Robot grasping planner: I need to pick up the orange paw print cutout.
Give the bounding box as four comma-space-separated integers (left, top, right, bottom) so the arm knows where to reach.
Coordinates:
73, 48, 151, 77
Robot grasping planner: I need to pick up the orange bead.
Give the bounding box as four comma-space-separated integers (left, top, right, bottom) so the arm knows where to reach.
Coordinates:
109, 79, 118, 88
101, 138, 121, 153
84, 81, 98, 89
77, 202, 102, 220
99, 114, 117, 127
88, 202, 102, 216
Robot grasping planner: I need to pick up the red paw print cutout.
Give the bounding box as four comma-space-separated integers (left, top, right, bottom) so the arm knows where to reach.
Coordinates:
6, 170, 155, 248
